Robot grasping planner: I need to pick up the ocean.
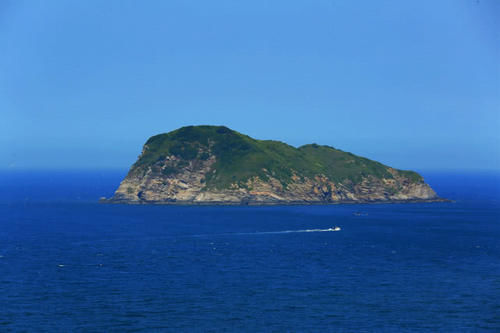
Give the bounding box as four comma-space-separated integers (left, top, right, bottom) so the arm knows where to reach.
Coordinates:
0, 170, 499, 331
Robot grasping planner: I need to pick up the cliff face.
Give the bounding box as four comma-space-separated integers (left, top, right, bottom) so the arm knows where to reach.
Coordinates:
106, 126, 441, 205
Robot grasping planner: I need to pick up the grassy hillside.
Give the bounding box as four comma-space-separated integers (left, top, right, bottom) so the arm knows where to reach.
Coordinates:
130, 125, 422, 189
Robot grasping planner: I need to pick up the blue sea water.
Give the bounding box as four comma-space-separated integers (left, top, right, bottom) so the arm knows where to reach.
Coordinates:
0, 170, 499, 332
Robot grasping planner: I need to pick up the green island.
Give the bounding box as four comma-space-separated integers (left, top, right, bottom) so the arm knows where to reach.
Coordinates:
103, 125, 443, 205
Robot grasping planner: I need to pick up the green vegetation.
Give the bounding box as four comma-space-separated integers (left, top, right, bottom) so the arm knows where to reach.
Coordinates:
161, 166, 178, 176
397, 169, 422, 182
130, 125, 423, 189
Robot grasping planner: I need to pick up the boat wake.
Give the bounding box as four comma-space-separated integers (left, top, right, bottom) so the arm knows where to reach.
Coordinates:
73, 227, 342, 245
234, 226, 341, 236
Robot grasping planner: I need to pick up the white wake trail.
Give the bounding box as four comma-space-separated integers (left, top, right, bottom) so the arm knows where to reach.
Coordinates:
234, 227, 341, 236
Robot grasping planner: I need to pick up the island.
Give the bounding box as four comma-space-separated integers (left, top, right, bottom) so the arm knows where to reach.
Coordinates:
102, 125, 444, 205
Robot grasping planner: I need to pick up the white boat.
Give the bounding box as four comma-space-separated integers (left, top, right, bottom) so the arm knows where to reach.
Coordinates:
327, 226, 341, 231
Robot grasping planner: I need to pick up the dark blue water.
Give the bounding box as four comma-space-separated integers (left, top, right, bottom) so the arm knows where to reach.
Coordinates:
1, 170, 499, 331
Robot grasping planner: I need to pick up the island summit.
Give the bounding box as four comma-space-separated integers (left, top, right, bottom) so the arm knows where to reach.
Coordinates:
103, 125, 443, 205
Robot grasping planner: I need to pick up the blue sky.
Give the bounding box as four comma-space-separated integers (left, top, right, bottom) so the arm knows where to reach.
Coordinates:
1, 0, 499, 170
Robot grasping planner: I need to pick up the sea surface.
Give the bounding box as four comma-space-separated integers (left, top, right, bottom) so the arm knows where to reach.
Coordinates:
0, 170, 499, 332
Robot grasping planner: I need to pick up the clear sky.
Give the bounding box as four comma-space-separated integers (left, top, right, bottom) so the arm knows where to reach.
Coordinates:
1, 0, 499, 171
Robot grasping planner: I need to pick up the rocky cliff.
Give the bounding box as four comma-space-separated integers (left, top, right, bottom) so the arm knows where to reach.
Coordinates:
103, 126, 442, 205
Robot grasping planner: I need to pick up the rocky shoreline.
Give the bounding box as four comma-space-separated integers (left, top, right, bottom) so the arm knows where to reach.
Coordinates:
100, 197, 450, 206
